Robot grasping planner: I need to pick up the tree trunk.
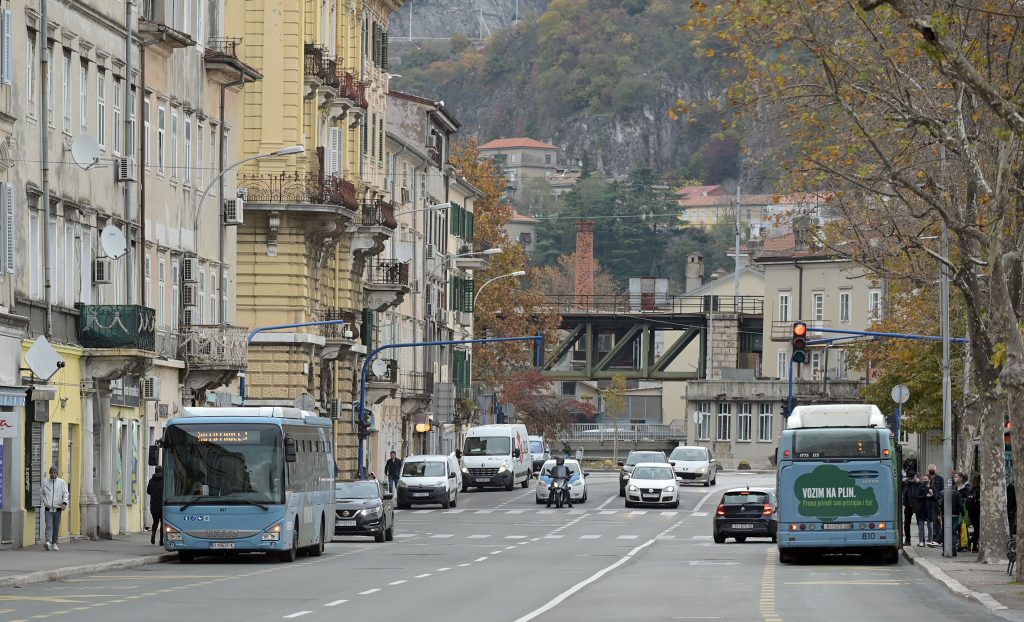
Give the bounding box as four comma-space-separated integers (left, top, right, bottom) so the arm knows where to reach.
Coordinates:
977, 388, 1008, 565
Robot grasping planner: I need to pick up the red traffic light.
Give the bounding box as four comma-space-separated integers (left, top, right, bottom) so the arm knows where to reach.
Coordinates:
792, 322, 807, 337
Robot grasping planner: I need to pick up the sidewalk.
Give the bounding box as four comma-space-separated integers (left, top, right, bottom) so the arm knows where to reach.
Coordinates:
0, 533, 176, 589
903, 544, 1024, 622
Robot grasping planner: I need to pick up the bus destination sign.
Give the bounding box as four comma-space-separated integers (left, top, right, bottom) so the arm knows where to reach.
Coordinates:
195, 430, 253, 444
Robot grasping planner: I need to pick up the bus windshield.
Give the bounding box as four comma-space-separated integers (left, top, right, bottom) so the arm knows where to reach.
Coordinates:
793, 429, 880, 460
463, 436, 511, 456
164, 423, 284, 505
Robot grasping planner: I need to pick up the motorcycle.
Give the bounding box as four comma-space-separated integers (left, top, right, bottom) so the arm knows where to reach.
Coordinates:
548, 476, 572, 508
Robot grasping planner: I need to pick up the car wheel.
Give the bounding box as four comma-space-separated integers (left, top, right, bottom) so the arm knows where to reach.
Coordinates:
505, 477, 515, 491
461, 481, 469, 493
385, 523, 394, 542
451, 491, 458, 508
536, 496, 545, 504
310, 520, 325, 557
713, 532, 726, 544
735, 536, 747, 543
178, 551, 195, 563
672, 500, 680, 509
771, 534, 777, 543
703, 479, 711, 487
522, 473, 530, 489
625, 500, 634, 508
374, 527, 386, 543
279, 524, 298, 563
581, 492, 587, 504
711, 473, 717, 486
442, 492, 452, 510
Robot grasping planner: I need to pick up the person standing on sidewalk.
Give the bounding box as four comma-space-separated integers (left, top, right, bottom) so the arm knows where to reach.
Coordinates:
966, 472, 981, 553
384, 451, 402, 492
926, 464, 944, 547
41, 466, 69, 551
147, 466, 164, 545
902, 470, 919, 545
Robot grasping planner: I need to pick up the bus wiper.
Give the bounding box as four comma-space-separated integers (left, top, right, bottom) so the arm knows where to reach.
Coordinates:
235, 498, 269, 511
179, 495, 220, 511
179, 495, 269, 511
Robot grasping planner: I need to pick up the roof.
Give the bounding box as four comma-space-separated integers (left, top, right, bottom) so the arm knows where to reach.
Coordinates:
479, 138, 558, 150
760, 232, 795, 254
509, 210, 540, 224
674, 184, 728, 199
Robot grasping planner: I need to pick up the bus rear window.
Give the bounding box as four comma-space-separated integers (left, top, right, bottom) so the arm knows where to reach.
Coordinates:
793, 429, 880, 459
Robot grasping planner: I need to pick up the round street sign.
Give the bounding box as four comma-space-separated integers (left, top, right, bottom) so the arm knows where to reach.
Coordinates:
891, 384, 910, 404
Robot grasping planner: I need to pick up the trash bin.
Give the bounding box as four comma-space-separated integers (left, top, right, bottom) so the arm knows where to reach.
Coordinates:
575, 448, 583, 461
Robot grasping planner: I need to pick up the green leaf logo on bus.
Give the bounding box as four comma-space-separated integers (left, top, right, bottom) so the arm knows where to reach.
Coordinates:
794, 465, 878, 520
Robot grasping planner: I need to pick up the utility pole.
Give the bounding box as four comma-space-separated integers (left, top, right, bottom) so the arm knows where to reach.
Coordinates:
940, 147, 953, 557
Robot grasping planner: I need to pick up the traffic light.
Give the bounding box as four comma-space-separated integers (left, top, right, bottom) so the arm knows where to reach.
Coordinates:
791, 322, 808, 364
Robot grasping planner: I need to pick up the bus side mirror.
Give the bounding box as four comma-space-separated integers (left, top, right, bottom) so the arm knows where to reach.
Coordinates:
148, 445, 160, 467
285, 437, 297, 463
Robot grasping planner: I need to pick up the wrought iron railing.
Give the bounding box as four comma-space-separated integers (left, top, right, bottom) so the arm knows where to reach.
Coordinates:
361, 198, 398, 229
336, 69, 369, 108
367, 358, 398, 383
238, 171, 359, 210
78, 305, 156, 351
304, 43, 327, 78
205, 37, 240, 60
315, 308, 359, 339
179, 324, 248, 368
401, 371, 434, 396
366, 259, 409, 287
545, 294, 764, 315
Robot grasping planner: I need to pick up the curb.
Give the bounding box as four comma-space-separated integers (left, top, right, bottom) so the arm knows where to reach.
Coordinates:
901, 547, 1009, 615
0, 552, 177, 589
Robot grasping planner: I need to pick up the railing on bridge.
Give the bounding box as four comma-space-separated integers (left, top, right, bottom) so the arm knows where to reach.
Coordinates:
547, 294, 763, 315
567, 422, 686, 442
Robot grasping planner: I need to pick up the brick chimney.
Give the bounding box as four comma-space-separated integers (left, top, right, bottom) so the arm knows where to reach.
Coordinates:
574, 220, 595, 304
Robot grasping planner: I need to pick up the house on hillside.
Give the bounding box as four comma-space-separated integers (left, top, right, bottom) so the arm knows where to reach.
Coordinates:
674, 187, 833, 241
479, 137, 559, 200
505, 210, 540, 255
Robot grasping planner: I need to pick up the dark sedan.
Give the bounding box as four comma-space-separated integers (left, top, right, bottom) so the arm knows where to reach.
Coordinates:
334, 480, 395, 543
713, 488, 778, 543
618, 450, 669, 496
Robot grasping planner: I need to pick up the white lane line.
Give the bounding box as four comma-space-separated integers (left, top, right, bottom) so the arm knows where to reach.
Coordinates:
617, 535, 639, 540
599, 510, 617, 515
459, 563, 472, 567
596, 494, 619, 510
468, 534, 491, 539
414, 509, 435, 514
396, 533, 416, 538
656, 535, 677, 540
475, 509, 495, 514
513, 539, 657, 622
505, 545, 517, 550
430, 534, 454, 538
691, 535, 713, 540
661, 511, 676, 516
436, 567, 451, 572
693, 490, 718, 513
446, 509, 467, 514
580, 535, 601, 540
506, 509, 525, 514
543, 535, 564, 539
691, 511, 709, 517
629, 510, 648, 515
389, 580, 407, 586
491, 550, 504, 555
415, 573, 432, 579
505, 535, 527, 539
324, 600, 347, 607
568, 509, 586, 515
358, 589, 380, 595
283, 613, 311, 619
475, 556, 489, 562
538, 509, 555, 515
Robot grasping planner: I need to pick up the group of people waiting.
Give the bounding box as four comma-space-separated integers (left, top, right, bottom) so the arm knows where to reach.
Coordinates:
901, 453, 981, 554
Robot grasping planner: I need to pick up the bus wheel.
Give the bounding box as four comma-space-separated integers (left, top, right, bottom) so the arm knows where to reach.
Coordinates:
279, 524, 298, 563
883, 548, 899, 564
178, 551, 195, 563
779, 549, 795, 564
310, 520, 325, 557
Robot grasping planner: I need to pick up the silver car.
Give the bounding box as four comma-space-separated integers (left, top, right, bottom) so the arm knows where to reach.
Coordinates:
669, 445, 718, 486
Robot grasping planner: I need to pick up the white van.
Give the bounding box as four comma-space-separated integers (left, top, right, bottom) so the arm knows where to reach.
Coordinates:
460, 424, 532, 491
528, 435, 550, 473
396, 454, 460, 509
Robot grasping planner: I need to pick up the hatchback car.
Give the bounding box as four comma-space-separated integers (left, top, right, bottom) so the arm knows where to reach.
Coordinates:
713, 488, 778, 543
624, 463, 680, 508
618, 450, 669, 496
334, 480, 395, 543
535, 459, 587, 504
669, 445, 718, 486
396, 454, 460, 509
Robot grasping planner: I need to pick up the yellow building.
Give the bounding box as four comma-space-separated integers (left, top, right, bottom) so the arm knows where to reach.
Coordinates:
228, 0, 405, 477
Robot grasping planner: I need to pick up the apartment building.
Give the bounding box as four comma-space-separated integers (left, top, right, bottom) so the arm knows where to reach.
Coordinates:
478, 137, 558, 201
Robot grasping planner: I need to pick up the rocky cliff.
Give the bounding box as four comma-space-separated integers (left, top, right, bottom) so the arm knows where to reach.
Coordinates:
390, 0, 550, 42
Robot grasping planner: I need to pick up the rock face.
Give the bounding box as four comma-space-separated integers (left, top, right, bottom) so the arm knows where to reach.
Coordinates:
389, 0, 550, 41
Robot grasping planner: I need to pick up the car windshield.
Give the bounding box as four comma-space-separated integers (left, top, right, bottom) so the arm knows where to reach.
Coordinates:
626, 452, 666, 466
723, 492, 770, 504
335, 482, 380, 499
402, 461, 446, 477
541, 461, 578, 476
463, 436, 511, 456
670, 447, 708, 461
529, 440, 545, 453
631, 466, 674, 480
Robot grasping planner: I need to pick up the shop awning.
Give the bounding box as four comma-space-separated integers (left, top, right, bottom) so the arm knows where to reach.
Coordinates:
0, 386, 28, 407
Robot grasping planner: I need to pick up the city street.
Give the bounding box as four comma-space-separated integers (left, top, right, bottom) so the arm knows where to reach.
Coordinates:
0, 472, 997, 622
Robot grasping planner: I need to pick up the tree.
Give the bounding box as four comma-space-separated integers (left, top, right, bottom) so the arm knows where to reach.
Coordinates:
688, 0, 1024, 567
501, 369, 596, 440
532, 254, 621, 299
602, 374, 629, 420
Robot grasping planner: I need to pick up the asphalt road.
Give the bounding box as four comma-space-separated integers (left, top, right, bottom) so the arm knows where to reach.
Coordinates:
0, 472, 999, 622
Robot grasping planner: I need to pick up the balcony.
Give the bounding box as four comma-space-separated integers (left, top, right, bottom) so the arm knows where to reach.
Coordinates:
366, 358, 399, 405
400, 371, 434, 414
363, 259, 411, 312
179, 324, 249, 396
303, 43, 329, 98
77, 305, 157, 380
204, 37, 262, 84
239, 171, 359, 210
361, 198, 398, 229
351, 200, 397, 268
316, 308, 359, 360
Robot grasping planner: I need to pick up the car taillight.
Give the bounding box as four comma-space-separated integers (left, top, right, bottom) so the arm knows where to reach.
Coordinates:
716, 503, 725, 516
763, 504, 773, 515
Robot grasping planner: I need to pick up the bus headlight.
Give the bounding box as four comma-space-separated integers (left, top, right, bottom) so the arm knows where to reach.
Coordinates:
262, 523, 282, 541
164, 525, 183, 542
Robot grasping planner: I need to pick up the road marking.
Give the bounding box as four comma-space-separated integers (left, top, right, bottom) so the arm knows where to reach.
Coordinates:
430, 534, 454, 538
691, 512, 709, 517
760, 548, 782, 622
491, 550, 503, 555
538, 509, 555, 515
505, 535, 527, 539
389, 580, 407, 586
596, 494, 619, 510
568, 509, 586, 515
413, 510, 434, 514
580, 535, 601, 539
475, 509, 495, 514
415, 574, 432, 578
512, 538, 657, 622
506, 509, 525, 514
691, 535, 713, 540
543, 534, 564, 539
468, 534, 490, 539
693, 490, 718, 513
436, 567, 451, 572
395, 534, 416, 538
656, 535, 677, 540
783, 580, 902, 585
617, 535, 639, 540
324, 600, 348, 607
459, 563, 472, 567
358, 589, 380, 595
629, 510, 648, 515
505, 545, 517, 550
446, 509, 467, 514
599, 510, 617, 515
475, 557, 488, 562
283, 612, 311, 619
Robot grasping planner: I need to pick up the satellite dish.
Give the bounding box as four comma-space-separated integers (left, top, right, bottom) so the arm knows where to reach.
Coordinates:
25, 336, 65, 381
71, 134, 101, 170
100, 225, 128, 259
371, 359, 389, 377
292, 392, 316, 411
395, 242, 414, 263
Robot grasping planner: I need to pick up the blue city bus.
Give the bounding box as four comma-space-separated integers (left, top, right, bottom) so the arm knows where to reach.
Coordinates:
776, 404, 900, 564
151, 407, 334, 562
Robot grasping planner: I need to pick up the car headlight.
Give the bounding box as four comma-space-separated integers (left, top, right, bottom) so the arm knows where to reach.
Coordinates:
665, 486, 676, 492
261, 523, 282, 541
621, 472, 630, 479
164, 524, 184, 542
360, 506, 383, 518
628, 484, 638, 492
461, 467, 469, 473
498, 463, 508, 473
696, 468, 705, 474
397, 480, 408, 488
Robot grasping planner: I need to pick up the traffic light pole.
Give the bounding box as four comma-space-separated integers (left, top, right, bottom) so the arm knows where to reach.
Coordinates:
356, 334, 545, 478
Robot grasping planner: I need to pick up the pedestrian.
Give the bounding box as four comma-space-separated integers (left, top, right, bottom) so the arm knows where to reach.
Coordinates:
949, 472, 966, 555
147, 466, 164, 545
384, 451, 402, 492
926, 464, 943, 547
966, 472, 981, 553
41, 466, 69, 551
901, 470, 917, 545
910, 472, 931, 546
902, 452, 919, 478
1008, 483, 1017, 537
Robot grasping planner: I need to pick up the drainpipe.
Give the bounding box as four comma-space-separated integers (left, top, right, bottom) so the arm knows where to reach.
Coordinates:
219, 70, 248, 324
794, 259, 803, 381
40, 0, 51, 337
124, 0, 134, 305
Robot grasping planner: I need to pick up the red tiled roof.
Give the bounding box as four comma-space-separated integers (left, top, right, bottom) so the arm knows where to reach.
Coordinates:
479, 138, 558, 150
760, 232, 796, 253
674, 184, 727, 199
510, 210, 540, 224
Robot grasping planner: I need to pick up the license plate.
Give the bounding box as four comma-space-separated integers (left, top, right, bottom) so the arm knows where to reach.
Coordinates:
822, 523, 852, 530
477, 478, 492, 483
336, 519, 356, 527
732, 523, 755, 529
413, 492, 430, 497
210, 542, 235, 549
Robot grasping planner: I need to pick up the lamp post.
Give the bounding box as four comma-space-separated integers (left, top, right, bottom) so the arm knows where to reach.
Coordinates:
191, 144, 305, 323
473, 270, 526, 309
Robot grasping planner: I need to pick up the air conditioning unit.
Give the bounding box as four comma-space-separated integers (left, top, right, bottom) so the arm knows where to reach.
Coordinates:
223, 197, 244, 225
115, 156, 137, 183
142, 376, 161, 401
181, 308, 196, 326
182, 256, 199, 283
458, 311, 473, 327
425, 244, 435, 259
182, 283, 199, 308
409, 278, 419, 293
93, 257, 113, 284
400, 187, 410, 203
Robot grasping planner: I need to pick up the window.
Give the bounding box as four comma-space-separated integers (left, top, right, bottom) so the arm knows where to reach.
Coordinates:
545, 154, 551, 164
46, 44, 53, 125
868, 288, 883, 320
171, 108, 179, 178
144, 254, 151, 312
695, 402, 711, 441
716, 403, 732, 441
737, 403, 752, 441
378, 116, 384, 164
29, 208, 41, 298
157, 105, 166, 173
836, 349, 848, 379
209, 269, 216, 321
198, 265, 205, 323
778, 292, 790, 322
79, 228, 92, 304
112, 77, 122, 155
97, 70, 106, 149
209, 126, 216, 182
26, 32, 36, 111
810, 351, 823, 376
370, 112, 376, 161
196, 122, 203, 187
143, 96, 151, 167
129, 88, 136, 159
0, 10, 11, 86
221, 266, 228, 320
758, 403, 773, 442
62, 49, 71, 129
63, 221, 74, 305
839, 291, 851, 323
157, 256, 165, 327
171, 259, 180, 329
184, 116, 192, 183
195, 0, 205, 46
79, 61, 87, 129
812, 292, 823, 322
184, 0, 191, 34
777, 350, 788, 380
560, 382, 576, 397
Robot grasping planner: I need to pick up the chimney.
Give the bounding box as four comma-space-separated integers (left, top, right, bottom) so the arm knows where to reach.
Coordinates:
685, 252, 704, 292
793, 214, 811, 251
574, 220, 595, 304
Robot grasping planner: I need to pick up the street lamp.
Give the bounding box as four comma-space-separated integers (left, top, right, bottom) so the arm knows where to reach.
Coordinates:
473, 270, 526, 308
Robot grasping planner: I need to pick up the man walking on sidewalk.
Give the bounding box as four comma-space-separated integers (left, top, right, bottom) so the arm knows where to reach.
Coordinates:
147, 466, 164, 545
384, 451, 402, 492
41, 466, 69, 551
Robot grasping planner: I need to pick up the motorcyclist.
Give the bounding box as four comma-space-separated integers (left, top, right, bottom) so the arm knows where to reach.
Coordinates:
547, 457, 574, 508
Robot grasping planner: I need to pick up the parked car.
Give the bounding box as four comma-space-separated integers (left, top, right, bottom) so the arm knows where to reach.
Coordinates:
669, 445, 718, 486
624, 463, 680, 508
535, 458, 587, 504
529, 435, 551, 473
334, 480, 394, 543
713, 488, 778, 543
619, 450, 669, 496
396, 454, 460, 509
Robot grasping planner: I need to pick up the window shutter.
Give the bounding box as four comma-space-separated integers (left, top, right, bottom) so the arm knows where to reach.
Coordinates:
381, 30, 389, 71
4, 183, 13, 274
2, 10, 11, 86
361, 307, 375, 350
450, 275, 460, 312
464, 278, 474, 312
373, 23, 381, 66
465, 210, 474, 240
326, 127, 343, 176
